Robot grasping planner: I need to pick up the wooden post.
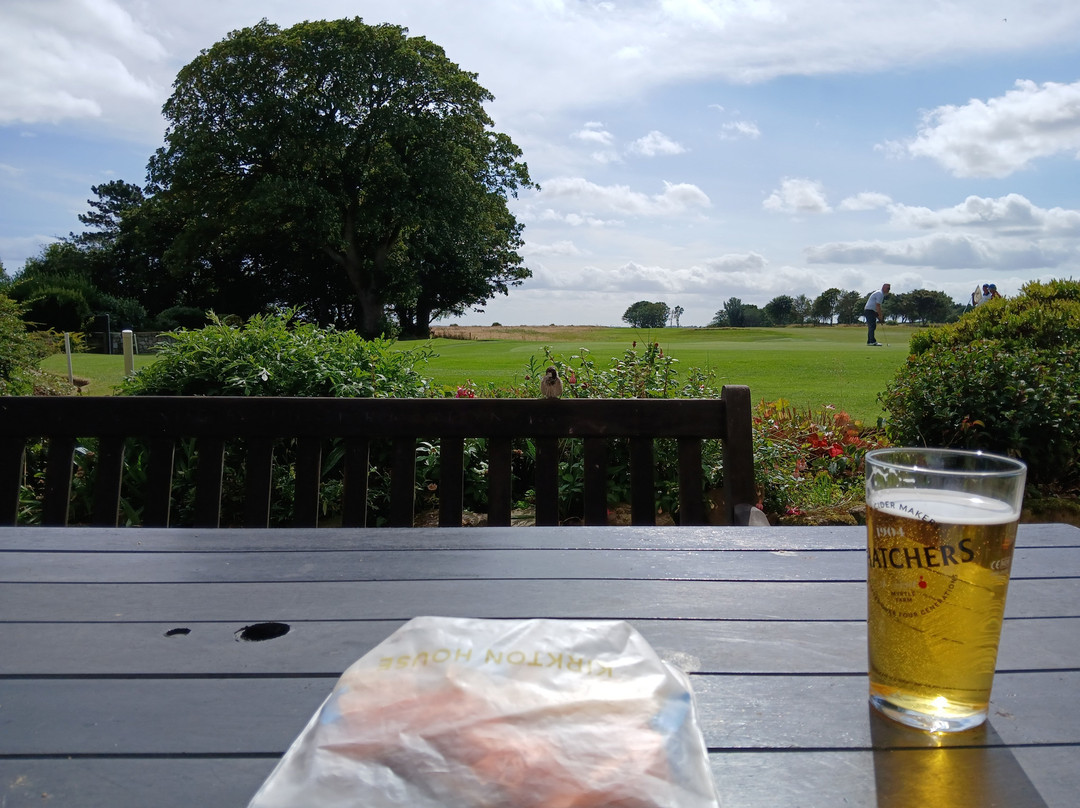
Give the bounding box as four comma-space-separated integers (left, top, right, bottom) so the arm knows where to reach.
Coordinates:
122, 329, 134, 376
64, 332, 74, 385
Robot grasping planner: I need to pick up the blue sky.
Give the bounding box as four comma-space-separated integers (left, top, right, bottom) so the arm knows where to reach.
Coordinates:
3, 0, 1080, 327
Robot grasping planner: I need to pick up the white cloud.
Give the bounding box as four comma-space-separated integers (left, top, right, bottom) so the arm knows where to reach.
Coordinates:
543, 257, 876, 302
894, 79, 1080, 178
888, 194, 1080, 235
535, 208, 618, 228
7, 1, 1080, 143
525, 239, 586, 256
571, 122, 621, 163
720, 120, 760, 140
539, 177, 710, 216
0, 0, 166, 131
572, 122, 614, 146
703, 253, 769, 273
528, 252, 771, 294
805, 233, 1070, 271
627, 130, 687, 157
763, 177, 831, 214
839, 192, 892, 211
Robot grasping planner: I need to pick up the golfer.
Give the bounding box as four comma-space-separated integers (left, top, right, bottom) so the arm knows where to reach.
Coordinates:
863, 283, 890, 346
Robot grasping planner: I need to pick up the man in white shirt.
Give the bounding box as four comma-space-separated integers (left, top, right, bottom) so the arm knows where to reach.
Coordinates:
863, 284, 890, 346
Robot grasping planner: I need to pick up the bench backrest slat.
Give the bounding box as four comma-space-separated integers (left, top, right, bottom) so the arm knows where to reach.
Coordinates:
341, 438, 370, 528
486, 437, 513, 527
143, 438, 175, 528
91, 436, 126, 527
243, 437, 275, 529
294, 436, 323, 529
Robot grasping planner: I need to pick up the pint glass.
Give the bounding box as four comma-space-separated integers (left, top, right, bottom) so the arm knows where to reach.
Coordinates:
865, 448, 1027, 732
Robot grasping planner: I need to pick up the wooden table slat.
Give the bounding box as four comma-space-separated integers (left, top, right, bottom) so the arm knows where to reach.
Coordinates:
4, 577, 1077, 623
2, 672, 1077, 757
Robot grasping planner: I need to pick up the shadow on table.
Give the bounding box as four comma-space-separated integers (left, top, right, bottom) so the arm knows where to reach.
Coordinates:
869, 706, 1048, 808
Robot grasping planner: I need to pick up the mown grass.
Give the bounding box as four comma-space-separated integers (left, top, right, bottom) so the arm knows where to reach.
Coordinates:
420, 324, 916, 422
41, 324, 916, 422
38, 353, 157, 396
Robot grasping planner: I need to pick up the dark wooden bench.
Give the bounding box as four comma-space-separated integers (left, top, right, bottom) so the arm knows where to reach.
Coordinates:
0, 385, 762, 528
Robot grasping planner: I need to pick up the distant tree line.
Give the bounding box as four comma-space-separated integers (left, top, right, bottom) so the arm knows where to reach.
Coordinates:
621, 287, 965, 330
709, 287, 964, 328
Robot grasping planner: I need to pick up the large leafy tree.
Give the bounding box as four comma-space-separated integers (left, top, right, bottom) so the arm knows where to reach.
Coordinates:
764, 294, 798, 325
146, 18, 534, 337
622, 301, 669, 328
810, 287, 842, 323
13, 183, 153, 331
708, 297, 744, 327
835, 290, 865, 324
70, 180, 161, 316
70, 180, 145, 252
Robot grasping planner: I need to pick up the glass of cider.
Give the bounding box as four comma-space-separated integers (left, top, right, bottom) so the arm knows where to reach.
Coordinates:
865, 448, 1027, 732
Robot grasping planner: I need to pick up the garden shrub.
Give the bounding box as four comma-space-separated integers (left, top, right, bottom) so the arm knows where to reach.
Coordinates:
0, 294, 71, 396
884, 279, 1080, 495
753, 400, 885, 517
446, 343, 722, 522
455, 344, 885, 524
508, 343, 725, 523
106, 309, 437, 527
152, 306, 212, 331
120, 309, 433, 397
881, 342, 1080, 492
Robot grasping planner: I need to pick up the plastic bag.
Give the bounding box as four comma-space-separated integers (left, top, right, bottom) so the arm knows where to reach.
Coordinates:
249, 616, 720, 807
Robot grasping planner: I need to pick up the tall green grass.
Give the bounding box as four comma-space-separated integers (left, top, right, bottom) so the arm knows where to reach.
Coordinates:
41, 324, 914, 422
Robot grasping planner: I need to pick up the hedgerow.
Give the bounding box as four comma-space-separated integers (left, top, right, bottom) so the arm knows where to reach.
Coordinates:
883, 279, 1080, 495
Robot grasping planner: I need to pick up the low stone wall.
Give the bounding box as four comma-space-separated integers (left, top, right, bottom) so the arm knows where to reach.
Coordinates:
83, 331, 175, 354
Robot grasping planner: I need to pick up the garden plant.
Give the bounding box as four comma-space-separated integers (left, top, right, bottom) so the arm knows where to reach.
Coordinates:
881, 279, 1080, 508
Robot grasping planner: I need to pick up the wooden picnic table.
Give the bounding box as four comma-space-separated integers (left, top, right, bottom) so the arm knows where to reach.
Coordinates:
1, 523, 1077, 807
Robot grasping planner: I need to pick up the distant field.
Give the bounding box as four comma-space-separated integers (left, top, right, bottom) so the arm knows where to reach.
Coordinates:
423, 324, 916, 422
42, 324, 918, 422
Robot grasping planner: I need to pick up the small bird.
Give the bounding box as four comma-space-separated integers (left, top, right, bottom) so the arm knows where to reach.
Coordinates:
540, 366, 563, 399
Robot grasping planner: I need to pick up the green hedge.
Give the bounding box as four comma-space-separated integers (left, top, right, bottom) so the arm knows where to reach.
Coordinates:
883, 279, 1080, 494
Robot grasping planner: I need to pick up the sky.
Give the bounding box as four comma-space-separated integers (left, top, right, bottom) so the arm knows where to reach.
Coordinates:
3, 1, 1080, 327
